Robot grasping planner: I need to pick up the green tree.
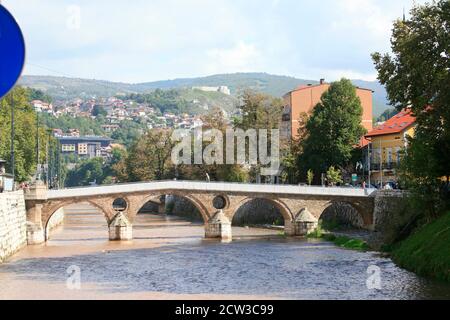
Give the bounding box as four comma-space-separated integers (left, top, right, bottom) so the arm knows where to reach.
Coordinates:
126, 129, 174, 181
40, 113, 106, 136
92, 105, 107, 117
177, 107, 249, 183
234, 90, 283, 131
298, 79, 366, 182
0, 87, 48, 182
376, 108, 397, 123
326, 166, 343, 187
28, 88, 52, 104
307, 169, 314, 186
233, 90, 284, 182
372, 0, 450, 218
65, 158, 105, 187
111, 120, 144, 148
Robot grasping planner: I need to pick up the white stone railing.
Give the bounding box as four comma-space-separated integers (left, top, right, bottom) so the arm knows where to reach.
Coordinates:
47, 180, 377, 199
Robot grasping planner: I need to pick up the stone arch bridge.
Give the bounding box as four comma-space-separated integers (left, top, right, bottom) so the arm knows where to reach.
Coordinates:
24, 181, 379, 244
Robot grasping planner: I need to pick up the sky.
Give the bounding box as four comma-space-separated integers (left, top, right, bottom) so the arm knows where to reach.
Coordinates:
3, 0, 426, 83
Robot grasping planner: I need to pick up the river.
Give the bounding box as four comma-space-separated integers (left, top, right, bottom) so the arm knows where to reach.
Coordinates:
0, 203, 449, 300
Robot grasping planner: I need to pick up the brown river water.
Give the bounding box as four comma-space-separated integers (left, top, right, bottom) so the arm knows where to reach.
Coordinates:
0, 203, 449, 300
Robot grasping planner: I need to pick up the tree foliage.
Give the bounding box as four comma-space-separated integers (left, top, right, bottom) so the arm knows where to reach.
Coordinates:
65, 158, 106, 187
176, 107, 249, 183
307, 169, 314, 186
376, 108, 397, 123
28, 88, 52, 104
372, 0, 450, 218
326, 166, 343, 186
233, 91, 284, 182
297, 79, 366, 182
126, 129, 174, 181
0, 87, 49, 182
234, 90, 283, 131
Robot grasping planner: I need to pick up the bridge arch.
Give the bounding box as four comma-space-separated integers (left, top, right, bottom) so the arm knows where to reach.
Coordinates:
131, 191, 210, 223
230, 197, 294, 225
318, 200, 368, 229
42, 199, 113, 240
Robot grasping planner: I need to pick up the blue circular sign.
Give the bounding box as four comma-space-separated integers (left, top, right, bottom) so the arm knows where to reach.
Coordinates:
0, 5, 26, 99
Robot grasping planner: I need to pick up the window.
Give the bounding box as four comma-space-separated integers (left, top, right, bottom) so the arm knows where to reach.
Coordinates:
386, 148, 393, 164
78, 143, 88, 155
396, 147, 401, 164
61, 144, 75, 152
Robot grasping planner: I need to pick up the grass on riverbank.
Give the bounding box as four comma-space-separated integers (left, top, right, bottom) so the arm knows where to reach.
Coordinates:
307, 224, 369, 251
391, 212, 450, 282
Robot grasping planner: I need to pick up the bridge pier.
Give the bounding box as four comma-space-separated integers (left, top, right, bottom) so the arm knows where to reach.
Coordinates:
109, 212, 133, 241
158, 202, 166, 215
293, 208, 319, 236
283, 208, 319, 237
24, 182, 48, 245
26, 221, 45, 245
205, 210, 232, 240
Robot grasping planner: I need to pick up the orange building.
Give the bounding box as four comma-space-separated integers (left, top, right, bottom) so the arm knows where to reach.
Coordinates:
281, 79, 374, 141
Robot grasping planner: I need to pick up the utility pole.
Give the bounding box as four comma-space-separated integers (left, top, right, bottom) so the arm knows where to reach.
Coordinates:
367, 138, 371, 187
380, 139, 383, 188
36, 110, 41, 181
10, 93, 15, 190
45, 130, 50, 187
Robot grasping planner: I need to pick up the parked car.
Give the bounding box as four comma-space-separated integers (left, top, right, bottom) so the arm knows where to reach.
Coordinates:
384, 181, 398, 189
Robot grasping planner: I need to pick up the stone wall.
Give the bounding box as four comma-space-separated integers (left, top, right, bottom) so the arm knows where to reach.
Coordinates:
0, 191, 27, 263
372, 190, 413, 245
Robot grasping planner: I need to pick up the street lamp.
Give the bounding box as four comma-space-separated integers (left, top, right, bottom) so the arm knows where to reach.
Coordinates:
36, 109, 41, 181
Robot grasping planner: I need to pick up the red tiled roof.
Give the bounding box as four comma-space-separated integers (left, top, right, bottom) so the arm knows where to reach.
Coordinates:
365, 109, 415, 138
358, 136, 370, 148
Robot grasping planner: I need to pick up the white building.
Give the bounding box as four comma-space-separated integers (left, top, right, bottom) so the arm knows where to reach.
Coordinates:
192, 86, 231, 95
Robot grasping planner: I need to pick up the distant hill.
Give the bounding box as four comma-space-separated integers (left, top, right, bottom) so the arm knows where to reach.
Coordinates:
19, 73, 391, 116
19, 75, 138, 99
136, 73, 315, 97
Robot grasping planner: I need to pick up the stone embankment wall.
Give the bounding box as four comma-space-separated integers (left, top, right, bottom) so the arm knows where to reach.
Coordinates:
0, 191, 27, 263
372, 190, 412, 245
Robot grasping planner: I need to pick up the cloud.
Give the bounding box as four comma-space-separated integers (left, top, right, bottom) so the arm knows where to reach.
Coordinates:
332, 0, 393, 39
2, 0, 430, 83
206, 42, 263, 74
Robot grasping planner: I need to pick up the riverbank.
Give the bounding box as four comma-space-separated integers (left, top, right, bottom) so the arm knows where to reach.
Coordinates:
307, 226, 370, 251
390, 212, 450, 282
